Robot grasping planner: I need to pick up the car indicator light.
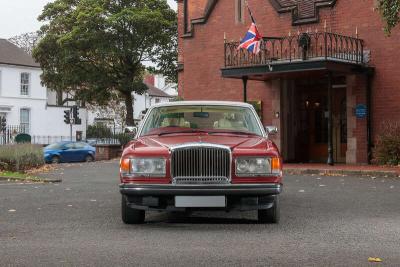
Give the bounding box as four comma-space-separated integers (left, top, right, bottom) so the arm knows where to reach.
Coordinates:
271, 157, 281, 174
120, 158, 131, 174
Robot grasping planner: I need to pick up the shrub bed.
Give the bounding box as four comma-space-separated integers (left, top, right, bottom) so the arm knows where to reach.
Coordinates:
373, 121, 400, 166
0, 144, 45, 172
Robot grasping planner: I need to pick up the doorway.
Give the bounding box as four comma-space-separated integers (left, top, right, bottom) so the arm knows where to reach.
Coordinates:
282, 78, 347, 163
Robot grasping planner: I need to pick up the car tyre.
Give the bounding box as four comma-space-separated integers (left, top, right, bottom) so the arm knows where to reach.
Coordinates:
51, 156, 60, 164
121, 196, 145, 224
258, 195, 280, 224
85, 155, 94, 162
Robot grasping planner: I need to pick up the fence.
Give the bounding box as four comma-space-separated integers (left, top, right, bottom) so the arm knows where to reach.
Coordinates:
224, 31, 365, 68
0, 125, 29, 145
1, 125, 135, 146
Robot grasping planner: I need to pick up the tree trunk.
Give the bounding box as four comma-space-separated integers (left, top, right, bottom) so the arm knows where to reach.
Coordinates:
124, 92, 135, 126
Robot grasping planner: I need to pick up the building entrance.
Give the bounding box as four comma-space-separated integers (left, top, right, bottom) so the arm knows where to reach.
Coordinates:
282, 78, 347, 163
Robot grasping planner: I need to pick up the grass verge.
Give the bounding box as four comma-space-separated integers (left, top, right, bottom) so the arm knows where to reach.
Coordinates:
0, 171, 57, 183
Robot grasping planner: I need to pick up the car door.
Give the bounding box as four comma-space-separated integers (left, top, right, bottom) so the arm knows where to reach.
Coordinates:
74, 142, 88, 161
60, 143, 76, 162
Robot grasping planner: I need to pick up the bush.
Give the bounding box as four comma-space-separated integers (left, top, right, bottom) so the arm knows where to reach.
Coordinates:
373, 121, 400, 166
86, 124, 113, 139
0, 144, 45, 172
117, 133, 135, 148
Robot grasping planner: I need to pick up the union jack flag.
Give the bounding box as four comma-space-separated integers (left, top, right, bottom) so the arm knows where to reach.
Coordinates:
238, 5, 262, 54
238, 23, 262, 54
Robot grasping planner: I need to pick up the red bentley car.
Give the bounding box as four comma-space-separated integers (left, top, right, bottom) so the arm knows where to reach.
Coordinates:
119, 101, 283, 224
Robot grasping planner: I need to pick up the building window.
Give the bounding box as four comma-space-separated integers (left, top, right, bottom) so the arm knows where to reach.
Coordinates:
235, 0, 245, 24
155, 98, 161, 104
20, 73, 30, 96
20, 108, 30, 133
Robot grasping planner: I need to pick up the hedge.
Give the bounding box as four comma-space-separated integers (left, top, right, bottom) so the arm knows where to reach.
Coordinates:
0, 144, 45, 172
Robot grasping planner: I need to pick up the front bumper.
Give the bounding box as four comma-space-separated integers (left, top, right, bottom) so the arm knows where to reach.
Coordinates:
120, 183, 282, 196
120, 183, 282, 211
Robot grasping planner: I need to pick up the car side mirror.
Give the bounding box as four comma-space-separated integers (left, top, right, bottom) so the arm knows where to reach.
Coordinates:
265, 126, 278, 136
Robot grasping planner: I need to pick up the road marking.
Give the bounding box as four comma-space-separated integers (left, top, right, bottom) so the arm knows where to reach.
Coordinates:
298, 189, 305, 193
8, 209, 16, 212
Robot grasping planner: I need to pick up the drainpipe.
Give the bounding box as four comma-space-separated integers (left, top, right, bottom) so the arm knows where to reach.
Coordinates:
327, 72, 334, 166
366, 70, 374, 164
242, 76, 248, 102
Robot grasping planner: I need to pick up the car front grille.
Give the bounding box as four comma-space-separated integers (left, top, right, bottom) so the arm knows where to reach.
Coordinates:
171, 145, 231, 185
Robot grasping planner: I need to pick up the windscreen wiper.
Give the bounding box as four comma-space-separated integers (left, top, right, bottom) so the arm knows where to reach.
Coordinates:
158, 130, 209, 136
208, 131, 258, 136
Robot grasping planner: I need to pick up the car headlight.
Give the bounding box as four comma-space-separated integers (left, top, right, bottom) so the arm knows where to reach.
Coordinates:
120, 158, 166, 177
235, 157, 281, 176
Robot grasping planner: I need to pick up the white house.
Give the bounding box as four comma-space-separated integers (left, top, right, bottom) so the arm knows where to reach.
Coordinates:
133, 80, 175, 121
153, 74, 178, 97
0, 39, 87, 144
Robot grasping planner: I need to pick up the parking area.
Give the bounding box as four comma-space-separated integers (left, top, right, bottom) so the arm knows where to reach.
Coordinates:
1, 160, 399, 266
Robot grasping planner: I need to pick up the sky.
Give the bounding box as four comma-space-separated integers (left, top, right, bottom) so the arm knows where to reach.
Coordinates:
0, 0, 178, 39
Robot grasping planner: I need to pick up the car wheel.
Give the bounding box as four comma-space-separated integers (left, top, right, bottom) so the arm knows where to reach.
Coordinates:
258, 195, 280, 224
85, 155, 94, 162
121, 196, 145, 224
51, 156, 60, 164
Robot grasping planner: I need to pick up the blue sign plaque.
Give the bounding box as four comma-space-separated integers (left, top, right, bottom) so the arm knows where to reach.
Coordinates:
355, 104, 367, 118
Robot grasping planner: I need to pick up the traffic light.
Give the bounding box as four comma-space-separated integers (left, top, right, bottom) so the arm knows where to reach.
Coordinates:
1, 117, 6, 132
72, 105, 81, 125
72, 105, 79, 120
64, 110, 71, 124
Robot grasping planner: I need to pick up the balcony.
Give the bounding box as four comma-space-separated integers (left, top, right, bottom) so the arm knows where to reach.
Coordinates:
222, 32, 369, 80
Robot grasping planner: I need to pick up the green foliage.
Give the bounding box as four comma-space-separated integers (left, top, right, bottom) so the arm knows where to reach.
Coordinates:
378, 0, 400, 35
86, 124, 113, 139
33, 0, 177, 125
373, 121, 400, 166
116, 133, 134, 147
0, 144, 45, 172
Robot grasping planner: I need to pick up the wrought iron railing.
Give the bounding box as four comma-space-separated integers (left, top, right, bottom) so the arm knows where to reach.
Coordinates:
224, 32, 364, 68
0, 125, 29, 145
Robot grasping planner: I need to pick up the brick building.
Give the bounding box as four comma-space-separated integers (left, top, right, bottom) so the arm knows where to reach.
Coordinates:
177, 0, 400, 164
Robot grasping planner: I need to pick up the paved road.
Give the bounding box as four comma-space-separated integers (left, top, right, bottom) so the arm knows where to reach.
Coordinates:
1, 161, 400, 266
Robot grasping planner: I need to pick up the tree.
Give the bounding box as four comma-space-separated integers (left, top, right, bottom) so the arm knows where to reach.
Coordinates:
378, 0, 400, 35
9, 32, 40, 55
33, 0, 177, 126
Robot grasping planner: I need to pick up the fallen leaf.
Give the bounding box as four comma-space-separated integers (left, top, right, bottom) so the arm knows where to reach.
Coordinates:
368, 257, 382, 263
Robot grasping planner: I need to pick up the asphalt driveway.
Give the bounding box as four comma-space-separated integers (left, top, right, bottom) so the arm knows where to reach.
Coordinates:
1, 160, 399, 266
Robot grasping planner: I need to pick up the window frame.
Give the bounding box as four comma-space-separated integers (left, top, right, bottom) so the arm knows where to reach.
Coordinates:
19, 108, 30, 134
20, 72, 31, 96
235, 0, 245, 24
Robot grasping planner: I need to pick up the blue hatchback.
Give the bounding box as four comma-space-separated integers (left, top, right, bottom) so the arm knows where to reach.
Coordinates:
44, 141, 96, 164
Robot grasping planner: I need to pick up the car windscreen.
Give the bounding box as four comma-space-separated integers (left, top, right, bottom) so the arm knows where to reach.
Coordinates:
140, 105, 263, 136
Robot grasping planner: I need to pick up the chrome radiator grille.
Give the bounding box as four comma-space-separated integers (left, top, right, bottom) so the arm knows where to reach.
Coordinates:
171, 146, 231, 185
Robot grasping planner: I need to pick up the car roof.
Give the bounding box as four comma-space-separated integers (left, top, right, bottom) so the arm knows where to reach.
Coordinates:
150, 101, 254, 108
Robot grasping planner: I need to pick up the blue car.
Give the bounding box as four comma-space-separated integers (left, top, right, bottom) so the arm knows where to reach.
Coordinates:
44, 141, 96, 164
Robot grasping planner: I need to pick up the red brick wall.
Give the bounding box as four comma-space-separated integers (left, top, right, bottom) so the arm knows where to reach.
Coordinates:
179, 0, 400, 162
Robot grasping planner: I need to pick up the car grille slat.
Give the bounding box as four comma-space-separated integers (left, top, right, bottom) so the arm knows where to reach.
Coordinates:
171, 145, 231, 185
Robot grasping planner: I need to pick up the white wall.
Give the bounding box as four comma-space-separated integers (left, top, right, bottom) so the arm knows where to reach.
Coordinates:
154, 74, 178, 96
0, 64, 87, 142
133, 93, 171, 120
